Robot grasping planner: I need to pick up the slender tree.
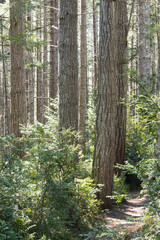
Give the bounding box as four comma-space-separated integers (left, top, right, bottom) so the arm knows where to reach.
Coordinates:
25, 3, 35, 125
138, 0, 147, 83
10, 0, 26, 137
36, 8, 43, 123
50, 0, 58, 103
59, 0, 78, 130
79, 0, 87, 155
145, 1, 151, 80
43, 0, 48, 122
156, 0, 160, 161
93, 0, 118, 209
93, 0, 98, 91
157, 0, 160, 92
1, 17, 9, 135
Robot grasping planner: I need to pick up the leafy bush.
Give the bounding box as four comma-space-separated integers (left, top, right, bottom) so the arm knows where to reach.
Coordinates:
0, 114, 100, 240
112, 174, 129, 203
125, 92, 160, 238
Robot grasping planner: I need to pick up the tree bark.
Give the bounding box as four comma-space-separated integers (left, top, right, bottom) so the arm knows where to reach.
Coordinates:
27, 10, 35, 125
93, 0, 98, 91
138, 0, 147, 83
50, 0, 58, 103
115, 0, 128, 175
145, 1, 151, 87
79, 0, 87, 155
157, 0, 160, 92
59, 0, 78, 131
1, 17, 9, 135
156, 0, 160, 161
10, 0, 26, 137
43, 0, 48, 123
93, 0, 118, 209
36, 8, 43, 123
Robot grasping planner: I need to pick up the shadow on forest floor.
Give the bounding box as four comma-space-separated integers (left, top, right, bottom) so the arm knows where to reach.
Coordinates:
103, 191, 146, 232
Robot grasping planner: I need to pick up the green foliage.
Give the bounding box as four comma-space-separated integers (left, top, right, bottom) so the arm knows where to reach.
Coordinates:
138, 158, 160, 216
129, 214, 160, 239
112, 174, 129, 203
0, 135, 31, 239
80, 224, 123, 240
126, 93, 159, 164
85, 95, 96, 171
0, 114, 100, 240
125, 90, 160, 238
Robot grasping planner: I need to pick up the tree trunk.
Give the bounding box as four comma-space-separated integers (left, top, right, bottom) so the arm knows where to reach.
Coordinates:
36, 8, 43, 123
145, 1, 151, 87
93, 0, 98, 91
93, 0, 118, 209
138, 0, 146, 83
1, 17, 9, 135
156, 0, 160, 161
43, 0, 48, 123
10, 0, 26, 137
27, 11, 35, 125
79, 0, 87, 155
115, 0, 128, 175
59, 0, 78, 131
130, 14, 136, 118
0, 71, 3, 134
157, 0, 160, 92
50, 0, 58, 103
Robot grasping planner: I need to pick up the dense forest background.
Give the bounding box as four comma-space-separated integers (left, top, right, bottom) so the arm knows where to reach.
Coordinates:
0, 0, 160, 239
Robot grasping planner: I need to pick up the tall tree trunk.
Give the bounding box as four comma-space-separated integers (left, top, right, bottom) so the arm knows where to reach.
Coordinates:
156, 0, 160, 162
115, 0, 128, 175
27, 10, 35, 124
1, 17, 9, 135
93, 0, 98, 91
145, 1, 151, 87
93, 0, 118, 209
79, 0, 87, 155
50, 0, 58, 103
29, 61, 35, 124
59, 0, 78, 130
36, 8, 43, 122
138, 0, 147, 84
43, 0, 48, 123
0, 71, 3, 134
10, 0, 26, 137
157, 1, 160, 92
130, 11, 136, 96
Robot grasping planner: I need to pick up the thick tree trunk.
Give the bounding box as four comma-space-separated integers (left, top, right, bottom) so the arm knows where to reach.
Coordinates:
115, 0, 128, 175
93, 0, 118, 209
59, 0, 78, 130
79, 0, 87, 155
10, 0, 26, 137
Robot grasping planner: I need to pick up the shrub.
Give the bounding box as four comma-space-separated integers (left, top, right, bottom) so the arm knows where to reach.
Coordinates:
0, 114, 100, 240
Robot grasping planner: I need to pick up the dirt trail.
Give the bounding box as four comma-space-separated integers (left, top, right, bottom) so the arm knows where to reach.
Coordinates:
103, 192, 145, 232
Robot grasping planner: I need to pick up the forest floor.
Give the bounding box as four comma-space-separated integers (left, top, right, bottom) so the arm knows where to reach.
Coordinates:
102, 191, 146, 237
